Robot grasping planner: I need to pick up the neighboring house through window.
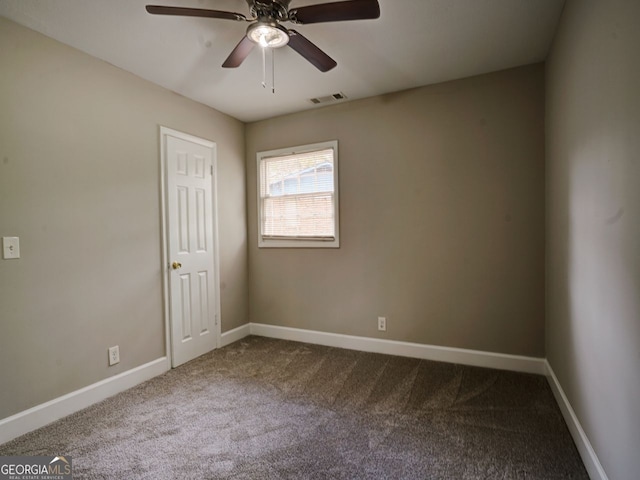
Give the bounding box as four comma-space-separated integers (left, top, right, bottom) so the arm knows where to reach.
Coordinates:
257, 140, 339, 248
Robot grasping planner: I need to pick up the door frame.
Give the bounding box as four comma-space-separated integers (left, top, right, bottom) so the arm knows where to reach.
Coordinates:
159, 126, 221, 369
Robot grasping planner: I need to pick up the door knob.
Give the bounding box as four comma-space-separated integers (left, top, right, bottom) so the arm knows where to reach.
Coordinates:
172, 261, 182, 270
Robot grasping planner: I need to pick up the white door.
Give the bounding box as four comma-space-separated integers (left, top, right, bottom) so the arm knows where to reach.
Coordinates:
162, 127, 220, 367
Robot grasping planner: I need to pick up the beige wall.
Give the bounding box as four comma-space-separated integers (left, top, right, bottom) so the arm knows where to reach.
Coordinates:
0, 18, 248, 420
246, 64, 545, 357
546, 1, 640, 478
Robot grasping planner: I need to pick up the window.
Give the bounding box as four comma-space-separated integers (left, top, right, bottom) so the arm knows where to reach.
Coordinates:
257, 140, 339, 248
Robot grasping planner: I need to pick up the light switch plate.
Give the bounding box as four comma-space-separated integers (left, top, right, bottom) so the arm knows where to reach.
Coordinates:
2, 237, 20, 259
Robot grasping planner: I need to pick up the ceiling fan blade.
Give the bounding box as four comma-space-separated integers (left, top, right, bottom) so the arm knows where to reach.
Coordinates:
145, 5, 248, 22
287, 30, 337, 72
289, 0, 380, 24
222, 36, 256, 68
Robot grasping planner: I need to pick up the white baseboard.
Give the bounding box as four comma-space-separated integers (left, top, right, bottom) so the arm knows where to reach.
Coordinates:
5, 324, 601, 480
0, 357, 168, 446
220, 323, 251, 347
249, 323, 546, 375
545, 361, 608, 480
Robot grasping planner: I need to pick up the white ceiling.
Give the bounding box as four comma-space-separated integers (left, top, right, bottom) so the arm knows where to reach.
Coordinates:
0, 0, 565, 122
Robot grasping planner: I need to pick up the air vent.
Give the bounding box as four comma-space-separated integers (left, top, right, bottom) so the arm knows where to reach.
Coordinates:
309, 92, 347, 105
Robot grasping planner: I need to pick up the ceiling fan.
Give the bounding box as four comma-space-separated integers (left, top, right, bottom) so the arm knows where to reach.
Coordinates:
145, 0, 381, 72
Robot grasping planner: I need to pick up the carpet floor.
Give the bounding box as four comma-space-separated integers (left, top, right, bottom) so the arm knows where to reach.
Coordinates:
0, 336, 588, 479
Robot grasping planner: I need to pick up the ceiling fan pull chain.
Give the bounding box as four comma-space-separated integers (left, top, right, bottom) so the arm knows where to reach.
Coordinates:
260, 47, 276, 94
261, 46, 267, 90
271, 47, 276, 94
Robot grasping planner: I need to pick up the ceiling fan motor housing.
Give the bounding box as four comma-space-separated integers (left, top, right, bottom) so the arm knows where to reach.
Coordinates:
248, 0, 292, 21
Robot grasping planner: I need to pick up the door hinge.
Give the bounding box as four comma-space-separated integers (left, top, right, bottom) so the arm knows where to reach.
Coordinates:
210, 165, 213, 175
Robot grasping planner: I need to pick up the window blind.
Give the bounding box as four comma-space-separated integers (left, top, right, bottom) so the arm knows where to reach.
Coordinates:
259, 147, 335, 240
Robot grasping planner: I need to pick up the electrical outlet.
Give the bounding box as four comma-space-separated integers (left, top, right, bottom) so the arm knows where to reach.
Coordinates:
108, 346, 120, 366
378, 316, 386, 332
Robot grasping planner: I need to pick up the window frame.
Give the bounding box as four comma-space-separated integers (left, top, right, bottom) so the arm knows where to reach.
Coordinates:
256, 140, 340, 248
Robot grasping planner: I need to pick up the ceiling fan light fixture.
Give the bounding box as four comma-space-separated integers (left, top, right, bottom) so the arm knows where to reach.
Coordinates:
247, 22, 289, 48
